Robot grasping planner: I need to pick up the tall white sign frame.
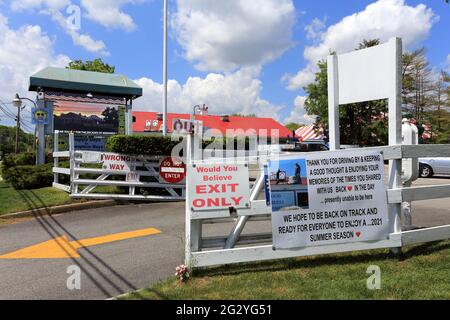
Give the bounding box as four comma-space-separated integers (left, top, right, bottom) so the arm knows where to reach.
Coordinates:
327, 37, 403, 237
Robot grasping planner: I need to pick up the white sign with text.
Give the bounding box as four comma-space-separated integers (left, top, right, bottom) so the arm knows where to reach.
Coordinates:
101, 153, 133, 173
269, 150, 390, 249
188, 162, 250, 212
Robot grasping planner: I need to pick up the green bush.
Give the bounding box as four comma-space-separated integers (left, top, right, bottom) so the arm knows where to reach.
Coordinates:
1, 152, 52, 169
106, 135, 263, 156
3, 164, 53, 190
1, 152, 57, 190
106, 135, 184, 156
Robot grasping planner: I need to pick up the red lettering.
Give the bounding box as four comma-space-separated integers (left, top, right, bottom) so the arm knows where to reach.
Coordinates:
208, 185, 220, 193
193, 199, 205, 208
220, 198, 231, 207
231, 196, 243, 206
196, 185, 207, 194
208, 198, 220, 207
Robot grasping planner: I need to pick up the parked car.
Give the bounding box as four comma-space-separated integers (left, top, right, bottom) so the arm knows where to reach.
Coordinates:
283, 140, 329, 152
419, 158, 450, 178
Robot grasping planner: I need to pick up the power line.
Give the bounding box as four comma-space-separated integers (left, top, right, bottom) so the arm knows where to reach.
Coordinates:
0, 107, 17, 121
0, 103, 17, 118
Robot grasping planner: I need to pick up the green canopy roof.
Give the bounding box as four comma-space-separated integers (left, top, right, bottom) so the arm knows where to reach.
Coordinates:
29, 67, 142, 99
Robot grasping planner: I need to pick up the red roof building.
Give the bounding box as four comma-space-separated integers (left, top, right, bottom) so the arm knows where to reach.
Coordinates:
132, 112, 292, 138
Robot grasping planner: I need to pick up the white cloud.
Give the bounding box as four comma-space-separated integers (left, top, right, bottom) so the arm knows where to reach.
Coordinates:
172, 0, 296, 72
10, 0, 69, 11
42, 8, 109, 55
284, 96, 316, 125
80, 0, 141, 32
11, 0, 141, 31
10, 0, 109, 54
0, 14, 70, 127
134, 67, 283, 119
282, 65, 316, 91
304, 18, 326, 42
10, 0, 142, 53
284, 0, 438, 90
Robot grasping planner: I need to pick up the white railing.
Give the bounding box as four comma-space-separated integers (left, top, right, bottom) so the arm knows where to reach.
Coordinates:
70, 150, 185, 201
52, 131, 72, 193
52, 132, 185, 201
185, 139, 450, 269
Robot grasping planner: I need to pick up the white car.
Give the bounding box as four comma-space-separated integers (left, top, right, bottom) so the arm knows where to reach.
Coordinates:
419, 158, 450, 178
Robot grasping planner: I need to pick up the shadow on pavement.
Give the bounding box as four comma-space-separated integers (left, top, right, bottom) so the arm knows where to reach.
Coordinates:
17, 190, 169, 300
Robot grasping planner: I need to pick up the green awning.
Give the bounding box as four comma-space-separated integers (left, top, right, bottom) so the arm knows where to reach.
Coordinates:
29, 67, 143, 99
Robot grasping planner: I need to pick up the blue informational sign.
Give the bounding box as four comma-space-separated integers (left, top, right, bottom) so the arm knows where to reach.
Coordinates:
267, 158, 309, 212
31, 108, 50, 125
74, 136, 107, 151
264, 165, 271, 206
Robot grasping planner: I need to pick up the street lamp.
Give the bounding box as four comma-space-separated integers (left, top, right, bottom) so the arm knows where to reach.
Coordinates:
13, 94, 37, 108
192, 104, 208, 120
12, 94, 23, 108
12, 94, 37, 154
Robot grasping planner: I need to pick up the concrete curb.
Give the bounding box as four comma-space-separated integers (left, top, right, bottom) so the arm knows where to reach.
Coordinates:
0, 200, 118, 220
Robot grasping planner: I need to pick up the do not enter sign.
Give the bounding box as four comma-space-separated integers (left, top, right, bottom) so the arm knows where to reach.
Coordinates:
160, 157, 186, 184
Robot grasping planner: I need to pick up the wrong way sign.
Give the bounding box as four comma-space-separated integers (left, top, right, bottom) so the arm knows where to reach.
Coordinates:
160, 157, 186, 184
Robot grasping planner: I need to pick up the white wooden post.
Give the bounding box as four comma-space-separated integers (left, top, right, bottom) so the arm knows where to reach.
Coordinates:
185, 134, 202, 269
327, 54, 340, 151
327, 37, 404, 249
53, 130, 59, 184
69, 132, 75, 194
388, 37, 403, 236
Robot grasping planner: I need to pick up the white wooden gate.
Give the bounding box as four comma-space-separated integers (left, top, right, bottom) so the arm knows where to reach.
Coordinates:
53, 132, 185, 201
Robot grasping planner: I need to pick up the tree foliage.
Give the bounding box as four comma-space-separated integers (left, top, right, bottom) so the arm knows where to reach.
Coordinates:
303, 39, 450, 145
230, 114, 257, 117
0, 125, 34, 157
402, 48, 434, 121
285, 122, 303, 131
66, 58, 115, 74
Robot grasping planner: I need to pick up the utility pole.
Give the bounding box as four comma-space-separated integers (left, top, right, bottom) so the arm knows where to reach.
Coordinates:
15, 104, 21, 154
162, 0, 168, 136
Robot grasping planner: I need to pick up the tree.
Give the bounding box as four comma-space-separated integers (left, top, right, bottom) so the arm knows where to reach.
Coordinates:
0, 125, 34, 157
230, 114, 257, 117
402, 48, 434, 122
285, 122, 303, 131
431, 71, 450, 130
102, 107, 119, 124
304, 39, 388, 147
66, 58, 115, 74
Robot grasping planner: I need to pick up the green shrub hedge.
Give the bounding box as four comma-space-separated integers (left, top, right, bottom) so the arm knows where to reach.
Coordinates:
3, 164, 53, 189
106, 135, 261, 156
106, 135, 184, 156
1, 152, 57, 190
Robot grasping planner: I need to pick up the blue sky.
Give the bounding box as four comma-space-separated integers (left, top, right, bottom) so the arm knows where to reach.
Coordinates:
0, 0, 449, 129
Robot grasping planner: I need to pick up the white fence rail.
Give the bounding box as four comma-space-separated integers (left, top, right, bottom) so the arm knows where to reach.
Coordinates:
70, 151, 185, 201
52, 132, 186, 201
185, 139, 450, 269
